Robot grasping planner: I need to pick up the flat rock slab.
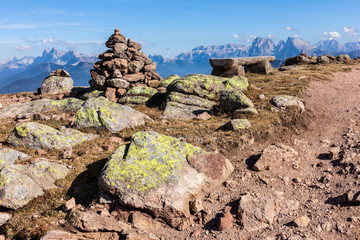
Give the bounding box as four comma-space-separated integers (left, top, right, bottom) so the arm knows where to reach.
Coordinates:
99, 131, 234, 230
222, 119, 252, 131
40, 76, 73, 94
0, 147, 30, 170
7, 122, 98, 150
210, 56, 276, 70
0, 98, 84, 120
75, 97, 152, 133
0, 160, 69, 209
270, 95, 305, 112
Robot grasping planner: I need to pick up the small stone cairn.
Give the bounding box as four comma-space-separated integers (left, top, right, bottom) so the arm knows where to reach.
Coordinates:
89, 28, 162, 102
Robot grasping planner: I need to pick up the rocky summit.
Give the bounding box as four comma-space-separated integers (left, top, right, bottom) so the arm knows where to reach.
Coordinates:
89, 28, 162, 104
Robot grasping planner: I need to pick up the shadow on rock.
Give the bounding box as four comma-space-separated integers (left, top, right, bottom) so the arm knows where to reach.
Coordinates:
67, 158, 108, 207
245, 154, 261, 170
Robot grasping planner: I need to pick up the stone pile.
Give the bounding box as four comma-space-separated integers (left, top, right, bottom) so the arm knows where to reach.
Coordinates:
89, 28, 162, 103
281, 53, 351, 68
39, 69, 73, 95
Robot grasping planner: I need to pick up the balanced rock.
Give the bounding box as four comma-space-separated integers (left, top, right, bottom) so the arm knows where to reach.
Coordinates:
99, 131, 234, 230
90, 29, 162, 104
0, 147, 30, 170
40, 70, 73, 95
75, 97, 152, 133
0, 160, 69, 209
0, 98, 83, 120
7, 122, 98, 150
270, 95, 305, 112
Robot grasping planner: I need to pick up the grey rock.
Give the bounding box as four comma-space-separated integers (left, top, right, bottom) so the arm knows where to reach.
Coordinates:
99, 131, 234, 230
128, 60, 145, 74
40, 230, 78, 240
0, 98, 84, 120
0, 147, 30, 170
222, 119, 251, 131
80, 90, 105, 100
40, 76, 73, 94
219, 89, 254, 111
113, 43, 128, 53
0, 212, 11, 226
75, 97, 152, 133
235, 107, 259, 115
106, 78, 130, 89
7, 122, 98, 150
0, 160, 69, 209
270, 95, 305, 112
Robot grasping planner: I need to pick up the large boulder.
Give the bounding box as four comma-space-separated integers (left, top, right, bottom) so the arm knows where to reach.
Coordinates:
99, 131, 234, 230
163, 74, 250, 120
118, 86, 158, 105
40, 76, 73, 95
219, 89, 254, 111
75, 97, 152, 133
7, 122, 98, 150
0, 160, 69, 209
0, 147, 30, 170
0, 98, 84, 120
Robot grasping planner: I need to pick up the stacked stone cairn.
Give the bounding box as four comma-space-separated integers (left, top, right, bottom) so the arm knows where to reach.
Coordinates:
89, 28, 162, 104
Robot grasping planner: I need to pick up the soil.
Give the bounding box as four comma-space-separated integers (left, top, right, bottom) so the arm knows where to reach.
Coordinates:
1, 64, 360, 239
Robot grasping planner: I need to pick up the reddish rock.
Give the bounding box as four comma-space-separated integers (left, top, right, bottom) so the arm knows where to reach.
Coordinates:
63, 197, 76, 212
196, 112, 212, 120
50, 69, 70, 77
36, 149, 46, 156
117, 88, 127, 96
218, 206, 233, 231
56, 94, 64, 100
108, 136, 125, 144
127, 38, 142, 51
147, 80, 161, 88
40, 230, 78, 240
105, 87, 117, 102
123, 72, 145, 82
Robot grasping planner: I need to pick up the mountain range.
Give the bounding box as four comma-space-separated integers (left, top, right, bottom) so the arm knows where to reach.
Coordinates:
1, 37, 360, 94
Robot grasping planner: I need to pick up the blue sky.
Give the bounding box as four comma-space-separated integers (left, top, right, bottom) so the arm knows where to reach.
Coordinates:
1, 0, 359, 61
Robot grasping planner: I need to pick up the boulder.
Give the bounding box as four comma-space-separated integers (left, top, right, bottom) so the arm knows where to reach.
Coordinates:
40, 76, 73, 95
168, 74, 248, 101
0, 160, 69, 209
118, 86, 159, 105
0, 98, 84, 120
221, 119, 251, 131
75, 97, 152, 133
0, 147, 30, 170
159, 74, 180, 88
7, 122, 98, 150
99, 131, 233, 230
270, 95, 305, 112
163, 92, 217, 120
219, 89, 254, 111
80, 90, 105, 100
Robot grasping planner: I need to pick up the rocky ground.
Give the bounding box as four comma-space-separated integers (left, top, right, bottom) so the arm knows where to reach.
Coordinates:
0, 62, 359, 239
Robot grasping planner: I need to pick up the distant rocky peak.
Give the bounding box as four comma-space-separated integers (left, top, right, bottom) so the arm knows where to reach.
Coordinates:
248, 37, 275, 56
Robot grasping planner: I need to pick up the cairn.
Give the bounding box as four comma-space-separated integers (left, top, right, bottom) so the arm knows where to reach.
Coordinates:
89, 29, 162, 102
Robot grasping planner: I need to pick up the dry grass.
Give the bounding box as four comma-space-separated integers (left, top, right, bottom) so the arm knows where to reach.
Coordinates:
0, 62, 359, 239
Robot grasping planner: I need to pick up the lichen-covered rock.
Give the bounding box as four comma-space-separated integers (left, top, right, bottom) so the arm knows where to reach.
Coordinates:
99, 131, 234, 230
222, 119, 251, 131
40, 76, 73, 94
219, 89, 254, 111
168, 74, 248, 101
235, 107, 259, 115
0, 147, 30, 170
118, 96, 149, 104
0, 98, 84, 120
270, 95, 305, 112
160, 74, 180, 88
0, 160, 69, 209
125, 86, 158, 98
75, 97, 152, 133
80, 90, 105, 100
7, 122, 98, 150
163, 92, 217, 120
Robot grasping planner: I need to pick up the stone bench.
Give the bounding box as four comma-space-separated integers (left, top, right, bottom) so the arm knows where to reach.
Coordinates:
209, 56, 276, 77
